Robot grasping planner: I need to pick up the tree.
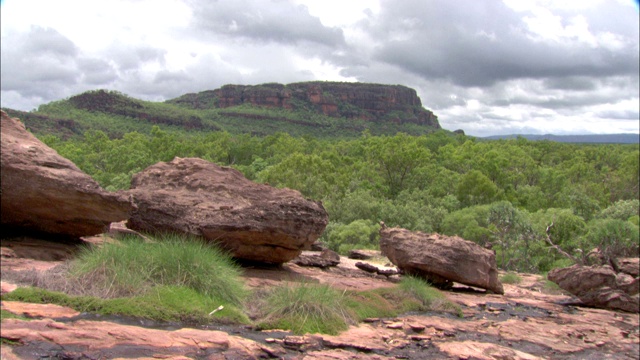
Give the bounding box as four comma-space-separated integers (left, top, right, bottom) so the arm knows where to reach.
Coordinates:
365, 134, 431, 198
598, 199, 640, 221
456, 170, 500, 206
256, 153, 339, 200
320, 220, 381, 254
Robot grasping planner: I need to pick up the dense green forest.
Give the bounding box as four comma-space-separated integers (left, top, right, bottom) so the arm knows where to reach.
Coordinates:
5, 88, 638, 274
35, 125, 639, 274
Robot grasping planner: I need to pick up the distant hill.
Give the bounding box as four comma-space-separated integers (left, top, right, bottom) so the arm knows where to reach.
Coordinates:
1, 82, 443, 139
481, 133, 639, 144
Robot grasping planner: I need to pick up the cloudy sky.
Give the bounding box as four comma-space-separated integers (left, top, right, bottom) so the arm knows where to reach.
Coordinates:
1, 0, 638, 136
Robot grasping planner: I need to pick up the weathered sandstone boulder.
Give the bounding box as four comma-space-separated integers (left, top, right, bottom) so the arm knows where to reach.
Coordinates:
0, 111, 132, 238
548, 262, 639, 313
124, 157, 328, 264
380, 227, 504, 294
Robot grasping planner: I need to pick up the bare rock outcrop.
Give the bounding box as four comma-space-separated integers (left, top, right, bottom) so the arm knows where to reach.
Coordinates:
0, 111, 132, 238
380, 227, 504, 294
124, 157, 328, 264
548, 261, 639, 313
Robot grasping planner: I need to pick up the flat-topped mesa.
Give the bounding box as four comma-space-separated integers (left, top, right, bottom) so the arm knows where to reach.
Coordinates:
170, 82, 440, 128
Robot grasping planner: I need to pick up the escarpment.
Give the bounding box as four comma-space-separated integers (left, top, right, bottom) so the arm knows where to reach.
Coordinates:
168, 81, 441, 128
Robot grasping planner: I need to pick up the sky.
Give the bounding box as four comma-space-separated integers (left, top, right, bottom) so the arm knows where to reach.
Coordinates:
1, 0, 639, 137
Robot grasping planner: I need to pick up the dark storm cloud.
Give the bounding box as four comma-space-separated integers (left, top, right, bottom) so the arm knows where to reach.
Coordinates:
543, 77, 597, 91
109, 45, 167, 71
362, 0, 639, 87
0, 27, 156, 109
20, 26, 78, 57
1, 27, 79, 98
78, 58, 118, 85
189, 0, 345, 47
595, 109, 640, 120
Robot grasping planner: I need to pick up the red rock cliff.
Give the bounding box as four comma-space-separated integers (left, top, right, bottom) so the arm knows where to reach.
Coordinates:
172, 82, 440, 128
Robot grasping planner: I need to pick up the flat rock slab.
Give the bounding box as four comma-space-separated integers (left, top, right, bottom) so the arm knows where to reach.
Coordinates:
124, 157, 328, 264
1, 301, 80, 319
1, 111, 132, 238
0, 318, 273, 359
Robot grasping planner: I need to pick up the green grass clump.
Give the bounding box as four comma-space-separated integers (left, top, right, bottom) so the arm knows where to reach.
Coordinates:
1, 309, 27, 322
343, 290, 397, 320
257, 283, 354, 335
2, 286, 248, 324
71, 233, 247, 304
255, 277, 463, 335
500, 272, 523, 284
399, 276, 463, 317
0, 233, 249, 325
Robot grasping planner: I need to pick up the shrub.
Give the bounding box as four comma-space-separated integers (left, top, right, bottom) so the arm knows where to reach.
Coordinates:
581, 219, 639, 264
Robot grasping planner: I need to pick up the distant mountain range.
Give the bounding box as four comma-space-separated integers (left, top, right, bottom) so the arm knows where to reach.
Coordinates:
480, 133, 639, 144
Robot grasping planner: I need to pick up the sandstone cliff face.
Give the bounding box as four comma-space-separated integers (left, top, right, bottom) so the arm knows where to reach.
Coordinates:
170, 82, 440, 128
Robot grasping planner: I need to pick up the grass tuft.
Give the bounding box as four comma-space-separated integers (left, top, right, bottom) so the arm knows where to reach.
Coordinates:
1, 309, 27, 322
1, 233, 249, 325
70, 233, 247, 304
254, 276, 463, 335
2, 286, 248, 324
257, 282, 355, 335
500, 272, 523, 284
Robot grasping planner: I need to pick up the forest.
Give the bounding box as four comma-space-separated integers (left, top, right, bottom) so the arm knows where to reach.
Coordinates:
36, 125, 639, 275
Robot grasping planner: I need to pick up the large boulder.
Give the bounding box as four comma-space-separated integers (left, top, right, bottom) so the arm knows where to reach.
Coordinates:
380, 227, 504, 294
0, 111, 132, 238
548, 262, 639, 313
124, 157, 328, 264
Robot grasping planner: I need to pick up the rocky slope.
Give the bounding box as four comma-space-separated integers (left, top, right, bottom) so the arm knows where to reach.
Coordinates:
2, 237, 638, 360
